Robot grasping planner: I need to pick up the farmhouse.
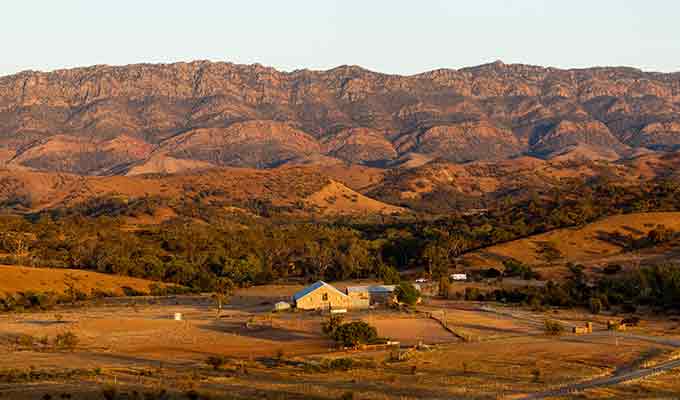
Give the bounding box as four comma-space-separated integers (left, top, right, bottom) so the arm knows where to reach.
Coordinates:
292, 281, 351, 310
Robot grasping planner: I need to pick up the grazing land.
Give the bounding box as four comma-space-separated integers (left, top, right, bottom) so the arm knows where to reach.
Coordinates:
0, 265, 168, 297
1, 59, 680, 399
2, 283, 680, 399
464, 212, 680, 267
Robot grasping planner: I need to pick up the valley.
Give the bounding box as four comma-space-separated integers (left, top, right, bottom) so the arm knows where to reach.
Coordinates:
1, 60, 680, 399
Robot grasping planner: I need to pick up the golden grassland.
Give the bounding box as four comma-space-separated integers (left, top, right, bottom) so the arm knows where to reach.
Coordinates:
1, 284, 680, 399
463, 212, 680, 270
0, 265, 167, 297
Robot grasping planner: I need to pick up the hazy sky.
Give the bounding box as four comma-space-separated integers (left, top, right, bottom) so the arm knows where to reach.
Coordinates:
2, 1, 678, 76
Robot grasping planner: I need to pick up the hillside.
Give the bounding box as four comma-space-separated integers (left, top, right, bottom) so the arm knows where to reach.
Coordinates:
462, 212, 680, 270
305, 180, 404, 215
369, 151, 680, 211
0, 165, 401, 217
0, 265, 166, 297
1, 60, 680, 176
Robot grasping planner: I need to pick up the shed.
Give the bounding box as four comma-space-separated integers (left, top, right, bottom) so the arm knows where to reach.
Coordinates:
292, 281, 351, 310
273, 301, 292, 312
346, 285, 398, 309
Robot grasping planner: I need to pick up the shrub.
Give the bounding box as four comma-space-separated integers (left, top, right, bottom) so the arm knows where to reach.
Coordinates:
543, 320, 564, 336
589, 298, 603, 314
481, 268, 502, 279
322, 315, 343, 336
503, 260, 540, 280
378, 264, 401, 285
205, 355, 228, 371
622, 303, 637, 313
121, 286, 146, 297
185, 390, 200, 400
143, 389, 169, 400
149, 283, 167, 297
603, 264, 623, 275
464, 287, 483, 301
17, 334, 35, 348
395, 282, 420, 306
102, 386, 118, 400
328, 358, 354, 371
54, 332, 79, 351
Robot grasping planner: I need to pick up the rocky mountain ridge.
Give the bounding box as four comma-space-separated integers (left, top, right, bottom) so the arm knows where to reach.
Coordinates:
1, 60, 679, 175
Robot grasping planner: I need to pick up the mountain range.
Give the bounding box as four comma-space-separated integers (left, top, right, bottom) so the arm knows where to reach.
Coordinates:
1, 60, 680, 214
2, 60, 679, 175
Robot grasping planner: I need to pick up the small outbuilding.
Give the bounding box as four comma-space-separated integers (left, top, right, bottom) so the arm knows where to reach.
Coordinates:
292, 281, 351, 310
346, 285, 403, 309
450, 273, 468, 281
273, 301, 292, 312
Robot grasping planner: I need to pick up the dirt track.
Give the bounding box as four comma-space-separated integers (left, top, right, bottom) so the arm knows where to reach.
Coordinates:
518, 357, 680, 399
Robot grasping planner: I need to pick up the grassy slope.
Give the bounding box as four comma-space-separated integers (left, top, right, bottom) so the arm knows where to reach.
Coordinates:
0, 265, 165, 297
463, 212, 680, 269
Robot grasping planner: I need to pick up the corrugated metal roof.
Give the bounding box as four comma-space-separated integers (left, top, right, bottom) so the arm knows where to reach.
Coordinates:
346, 285, 396, 294
292, 281, 348, 301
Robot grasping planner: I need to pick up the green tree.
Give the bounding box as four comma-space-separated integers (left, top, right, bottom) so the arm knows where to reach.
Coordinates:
395, 282, 421, 306
213, 277, 234, 316
544, 320, 564, 336
330, 321, 378, 347
589, 297, 602, 314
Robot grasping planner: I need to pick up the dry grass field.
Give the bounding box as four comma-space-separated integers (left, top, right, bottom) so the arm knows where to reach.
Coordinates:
0, 265, 168, 297
2, 284, 680, 399
463, 212, 680, 271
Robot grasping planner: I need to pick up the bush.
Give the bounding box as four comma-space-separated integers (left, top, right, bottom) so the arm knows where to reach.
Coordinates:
328, 358, 354, 371
330, 321, 378, 347
102, 386, 118, 400
322, 315, 343, 336
205, 355, 228, 371
544, 320, 564, 336
17, 334, 35, 348
185, 390, 200, 400
378, 264, 401, 285
503, 260, 540, 280
481, 268, 502, 279
464, 287, 483, 301
395, 282, 420, 306
121, 286, 146, 297
603, 264, 623, 275
622, 303, 637, 313
54, 332, 79, 351
589, 298, 603, 314
149, 283, 167, 297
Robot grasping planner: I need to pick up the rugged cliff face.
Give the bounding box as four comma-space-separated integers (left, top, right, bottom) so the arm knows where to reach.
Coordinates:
0, 60, 679, 175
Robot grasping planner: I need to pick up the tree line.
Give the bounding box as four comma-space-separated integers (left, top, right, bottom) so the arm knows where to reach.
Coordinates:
0, 179, 678, 293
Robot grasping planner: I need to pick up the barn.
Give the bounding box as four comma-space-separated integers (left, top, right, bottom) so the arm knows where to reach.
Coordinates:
292, 281, 351, 310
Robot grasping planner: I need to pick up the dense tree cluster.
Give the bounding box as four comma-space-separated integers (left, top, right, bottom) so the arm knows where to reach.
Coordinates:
453, 262, 680, 312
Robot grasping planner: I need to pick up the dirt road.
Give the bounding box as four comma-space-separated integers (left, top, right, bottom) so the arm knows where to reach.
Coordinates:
517, 357, 680, 399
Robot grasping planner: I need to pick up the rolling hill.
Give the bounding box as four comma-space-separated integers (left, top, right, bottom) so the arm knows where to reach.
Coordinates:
0, 265, 168, 297
462, 212, 680, 271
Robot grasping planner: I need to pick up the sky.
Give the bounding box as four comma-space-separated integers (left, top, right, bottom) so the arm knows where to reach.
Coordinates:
2, 1, 679, 77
